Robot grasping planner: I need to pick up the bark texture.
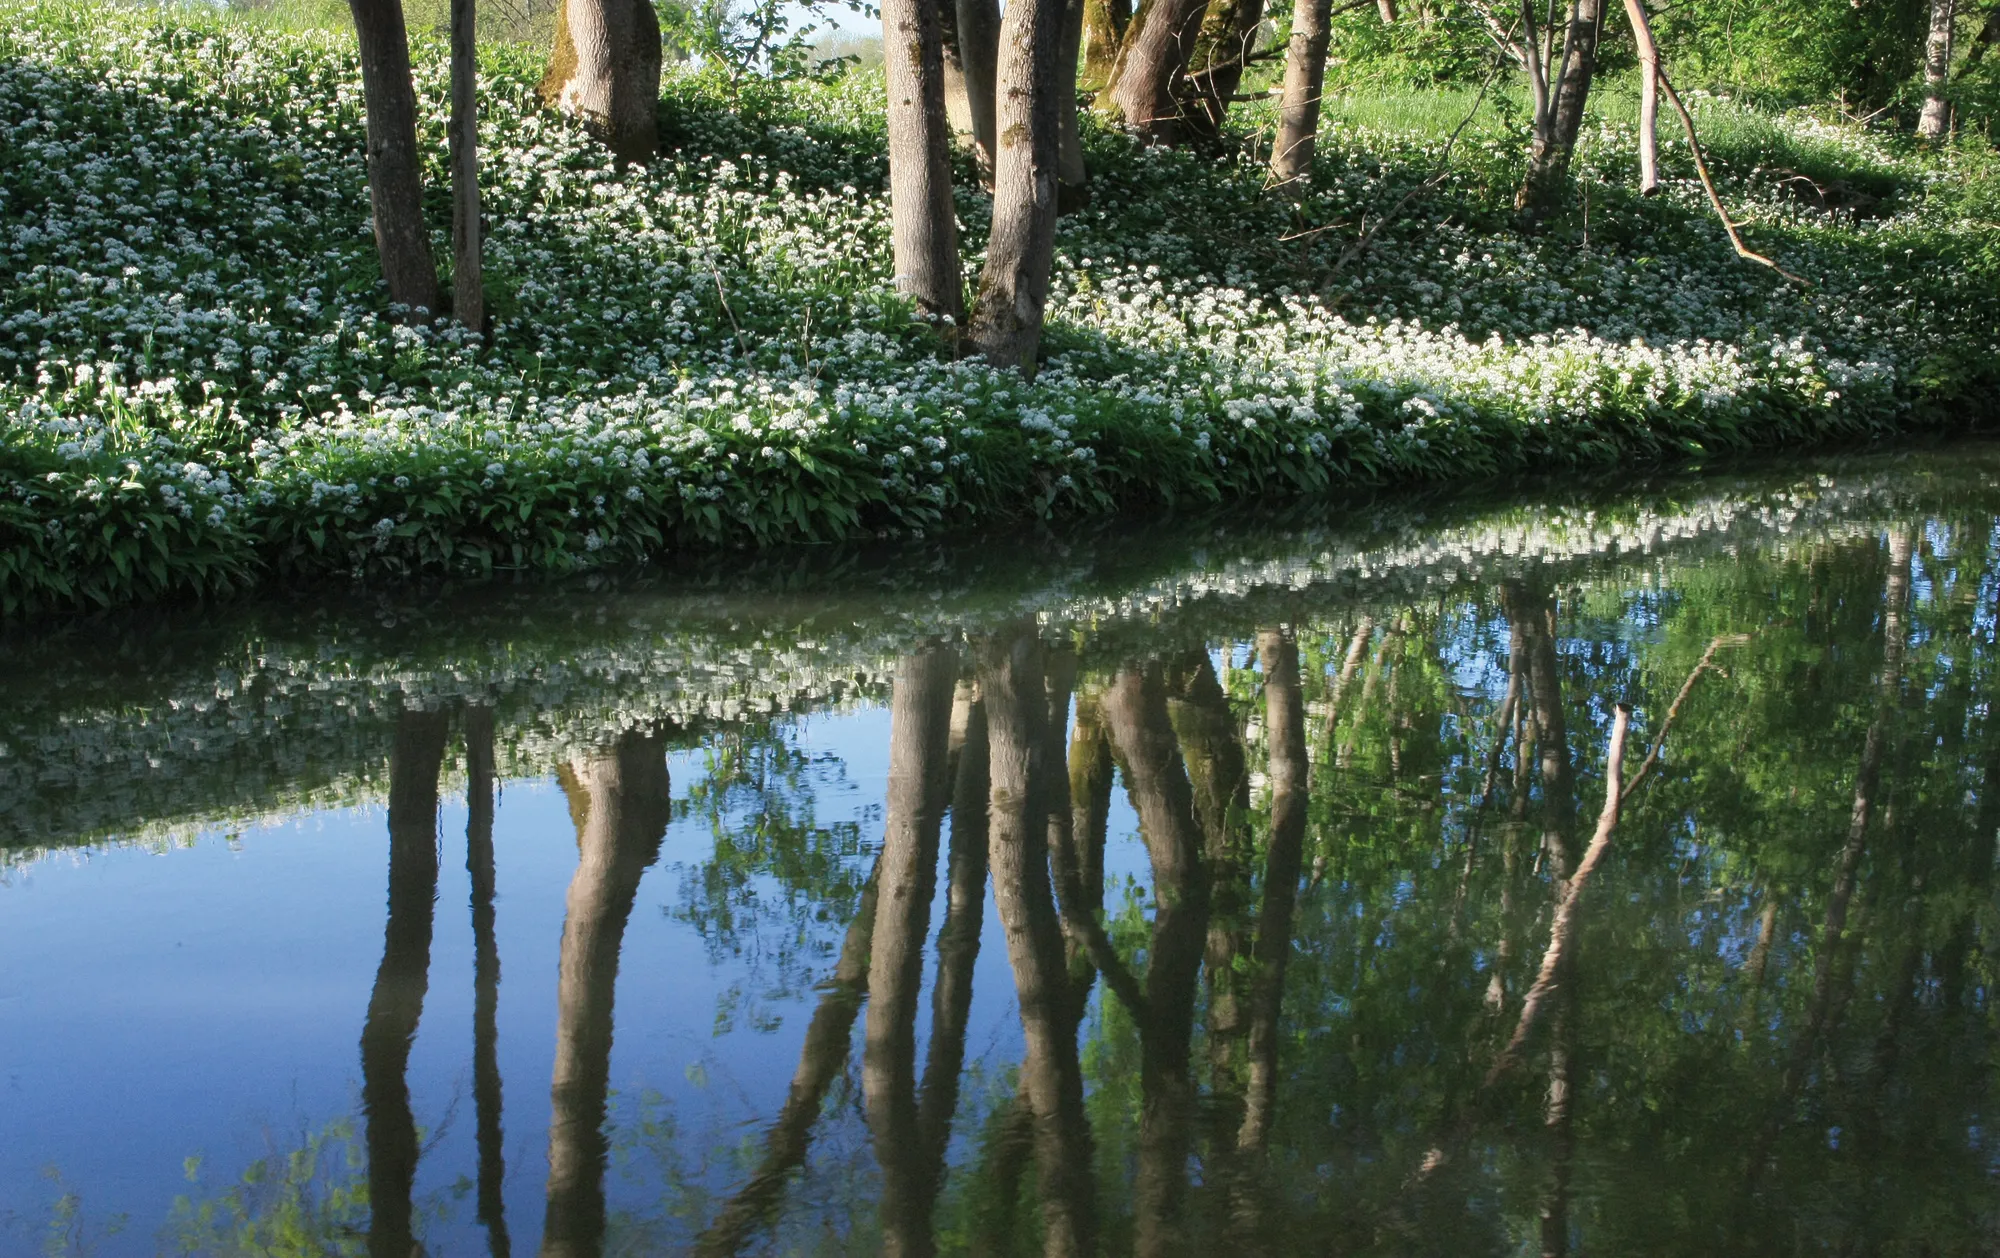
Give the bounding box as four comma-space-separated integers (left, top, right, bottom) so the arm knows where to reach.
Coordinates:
1269, 0, 1332, 191
1624, 0, 1661, 193
957, 0, 1003, 177
884, 0, 966, 320
968, 0, 1069, 371
1181, 0, 1266, 141
1919, 0, 1958, 139
348, 0, 440, 318
540, 0, 662, 164
1102, 0, 1207, 143
450, 0, 484, 329
1517, 0, 1605, 220
1079, 0, 1130, 88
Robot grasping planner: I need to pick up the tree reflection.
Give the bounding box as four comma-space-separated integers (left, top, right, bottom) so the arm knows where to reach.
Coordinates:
362, 705, 449, 1258
539, 732, 673, 1258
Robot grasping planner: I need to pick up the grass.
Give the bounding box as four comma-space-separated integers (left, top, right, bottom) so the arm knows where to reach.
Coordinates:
1, 0, 1997, 616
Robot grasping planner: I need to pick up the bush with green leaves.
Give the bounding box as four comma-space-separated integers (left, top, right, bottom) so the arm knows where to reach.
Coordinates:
0, 0, 1995, 614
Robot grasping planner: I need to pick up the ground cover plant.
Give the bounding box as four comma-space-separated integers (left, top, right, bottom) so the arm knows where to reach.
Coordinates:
2, 0, 1998, 614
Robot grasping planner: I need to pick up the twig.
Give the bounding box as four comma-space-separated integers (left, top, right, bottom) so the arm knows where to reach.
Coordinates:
1325, 58, 1501, 275
711, 265, 752, 356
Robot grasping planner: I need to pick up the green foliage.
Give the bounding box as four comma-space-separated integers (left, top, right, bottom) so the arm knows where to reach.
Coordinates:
1, 3, 1997, 617
163, 1122, 370, 1258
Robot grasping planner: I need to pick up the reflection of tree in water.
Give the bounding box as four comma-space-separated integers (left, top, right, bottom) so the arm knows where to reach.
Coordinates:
669, 729, 871, 1034
140, 514, 2000, 1258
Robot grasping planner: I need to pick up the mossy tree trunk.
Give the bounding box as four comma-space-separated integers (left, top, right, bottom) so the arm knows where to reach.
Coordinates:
348, 0, 439, 319
1079, 0, 1129, 89
883, 0, 965, 320
1179, 0, 1267, 142
1101, 0, 1208, 143
539, 0, 662, 164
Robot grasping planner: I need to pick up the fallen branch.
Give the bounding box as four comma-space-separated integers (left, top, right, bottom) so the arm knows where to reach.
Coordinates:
1656, 68, 1810, 284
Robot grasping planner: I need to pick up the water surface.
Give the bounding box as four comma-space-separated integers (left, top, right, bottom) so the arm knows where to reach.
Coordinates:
5, 448, 2000, 1256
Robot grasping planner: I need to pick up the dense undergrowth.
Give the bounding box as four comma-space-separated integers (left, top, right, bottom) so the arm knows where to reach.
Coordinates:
3, 0, 1998, 614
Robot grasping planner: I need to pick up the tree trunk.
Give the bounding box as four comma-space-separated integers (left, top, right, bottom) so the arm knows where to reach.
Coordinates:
967, 0, 1069, 371
1181, 0, 1267, 141
1268, 0, 1331, 190
1102, 0, 1207, 143
1517, 0, 1604, 221
957, 0, 1003, 179
1918, 0, 1957, 139
540, 0, 662, 164
977, 627, 1099, 1258
1058, 0, 1091, 205
1080, 0, 1129, 89
541, 733, 673, 1258
1624, 0, 1661, 193
865, 652, 959, 1258
884, 0, 966, 321
464, 706, 511, 1258
450, 0, 484, 330
348, 0, 440, 319
362, 708, 448, 1258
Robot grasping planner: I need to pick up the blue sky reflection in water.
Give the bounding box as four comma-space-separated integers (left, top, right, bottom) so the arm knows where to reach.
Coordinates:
5, 446, 2000, 1256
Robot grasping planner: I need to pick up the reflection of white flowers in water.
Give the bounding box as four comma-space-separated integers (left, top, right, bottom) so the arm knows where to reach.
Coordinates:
0, 468, 1909, 869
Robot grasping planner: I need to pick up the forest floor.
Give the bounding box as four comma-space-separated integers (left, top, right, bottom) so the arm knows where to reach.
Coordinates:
4, 0, 1998, 613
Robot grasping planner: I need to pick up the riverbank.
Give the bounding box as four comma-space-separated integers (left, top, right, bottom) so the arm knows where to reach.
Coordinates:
4, 2, 1997, 614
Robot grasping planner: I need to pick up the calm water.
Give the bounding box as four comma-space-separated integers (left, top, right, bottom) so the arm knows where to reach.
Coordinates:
5, 448, 2000, 1256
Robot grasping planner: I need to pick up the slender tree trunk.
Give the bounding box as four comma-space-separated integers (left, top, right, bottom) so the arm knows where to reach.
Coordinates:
1517, 0, 1604, 221
957, 0, 1003, 179
884, 0, 966, 321
1268, 0, 1331, 191
1919, 0, 1958, 139
540, 0, 662, 163
541, 733, 673, 1258
362, 707, 448, 1258
450, 0, 483, 329
348, 0, 440, 319
1624, 0, 1661, 193
1102, 0, 1207, 143
1058, 0, 1091, 206
968, 0, 1070, 371
1377, 0, 1397, 19
977, 627, 1099, 1258
865, 652, 959, 1258
465, 706, 511, 1258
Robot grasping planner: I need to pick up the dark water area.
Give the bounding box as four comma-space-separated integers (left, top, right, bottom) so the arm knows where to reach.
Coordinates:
5, 445, 2000, 1256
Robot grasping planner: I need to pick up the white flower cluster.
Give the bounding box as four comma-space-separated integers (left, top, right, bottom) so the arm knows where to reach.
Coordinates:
0, 2, 1981, 607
